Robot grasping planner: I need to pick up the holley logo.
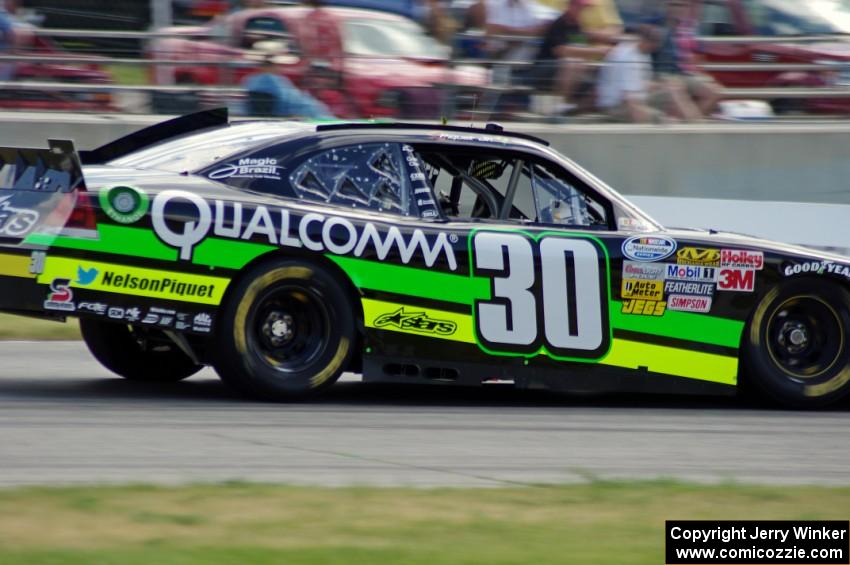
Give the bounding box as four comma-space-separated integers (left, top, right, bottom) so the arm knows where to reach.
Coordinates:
721, 249, 764, 270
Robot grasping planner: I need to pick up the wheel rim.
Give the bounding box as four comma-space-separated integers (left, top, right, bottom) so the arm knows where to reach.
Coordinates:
247, 283, 329, 374
766, 295, 844, 380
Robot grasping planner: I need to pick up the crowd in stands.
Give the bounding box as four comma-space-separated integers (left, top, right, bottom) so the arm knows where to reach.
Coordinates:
456, 0, 723, 121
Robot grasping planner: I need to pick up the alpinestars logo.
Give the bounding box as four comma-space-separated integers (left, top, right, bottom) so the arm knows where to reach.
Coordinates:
374, 308, 457, 336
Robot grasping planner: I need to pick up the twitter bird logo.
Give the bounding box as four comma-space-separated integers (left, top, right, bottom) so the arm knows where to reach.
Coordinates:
76, 266, 99, 285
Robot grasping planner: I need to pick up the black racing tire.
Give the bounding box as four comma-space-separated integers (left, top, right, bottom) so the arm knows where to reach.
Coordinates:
742, 278, 850, 408
212, 259, 355, 400
79, 319, 203, 382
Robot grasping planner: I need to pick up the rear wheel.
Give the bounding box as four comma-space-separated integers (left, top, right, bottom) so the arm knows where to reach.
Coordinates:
743, 279, 850, 408
213, 259, 355, 400
79, 319, 202, 381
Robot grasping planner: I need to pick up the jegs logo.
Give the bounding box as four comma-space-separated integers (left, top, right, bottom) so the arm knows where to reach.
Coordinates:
374, 307, 457, 336
0, 195, 39, 237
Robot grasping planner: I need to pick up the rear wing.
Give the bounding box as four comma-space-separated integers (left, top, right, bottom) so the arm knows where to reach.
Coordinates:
0, 140, 92, 243
81, 107, 229, 165
0, 139, 85, 193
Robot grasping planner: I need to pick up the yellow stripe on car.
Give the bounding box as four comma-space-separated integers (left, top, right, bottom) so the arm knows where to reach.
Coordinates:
38, 256, 229, 305
601, 339, 738, 386
362, 298, 476, 344
0, 253, 34, 278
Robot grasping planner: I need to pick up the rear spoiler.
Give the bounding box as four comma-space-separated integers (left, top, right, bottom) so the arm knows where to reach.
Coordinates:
80, 107, 229, 165
0, 139, 85, 193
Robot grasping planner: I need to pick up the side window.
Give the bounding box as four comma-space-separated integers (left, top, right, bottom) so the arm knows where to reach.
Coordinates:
289, 143, 432, 217
242, 16, 292, 50
416, 149, 537, 221
531, 163, 609, 228
699, 1, 736, 36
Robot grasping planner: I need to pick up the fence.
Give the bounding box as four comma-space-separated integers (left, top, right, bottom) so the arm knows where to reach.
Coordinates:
5, 24, 850, 120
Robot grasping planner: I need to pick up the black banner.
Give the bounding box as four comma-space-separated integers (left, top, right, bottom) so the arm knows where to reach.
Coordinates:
666, 521, 849, 564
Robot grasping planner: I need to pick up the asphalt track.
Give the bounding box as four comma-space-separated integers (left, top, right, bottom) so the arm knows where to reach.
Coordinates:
1, 341, 849, 488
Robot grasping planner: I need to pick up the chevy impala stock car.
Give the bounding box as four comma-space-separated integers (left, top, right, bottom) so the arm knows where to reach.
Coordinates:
1, 109, 849, 408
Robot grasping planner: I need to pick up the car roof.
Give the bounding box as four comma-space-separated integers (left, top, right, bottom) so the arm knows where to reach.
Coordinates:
239, 6, 419, 24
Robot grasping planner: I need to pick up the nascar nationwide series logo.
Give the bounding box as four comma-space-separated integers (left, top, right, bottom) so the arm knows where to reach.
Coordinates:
149, 190, 458, 269
621, 236, 677, 262
374, 307, 457, 336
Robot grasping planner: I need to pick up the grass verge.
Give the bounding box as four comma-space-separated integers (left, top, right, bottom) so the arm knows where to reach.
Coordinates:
0, 481, 848, 564
0, 313, 79, 340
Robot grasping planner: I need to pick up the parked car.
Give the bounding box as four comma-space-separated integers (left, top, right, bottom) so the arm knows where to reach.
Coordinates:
0, 22, 113, 112
150, 6, 488, 118
620, 0, 850, 114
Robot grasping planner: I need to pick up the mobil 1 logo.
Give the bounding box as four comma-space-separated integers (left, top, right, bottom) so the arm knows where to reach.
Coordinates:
470, 231, 610, 360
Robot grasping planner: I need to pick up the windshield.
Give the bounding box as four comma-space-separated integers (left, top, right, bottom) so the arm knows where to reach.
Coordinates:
110, 122, 310, 173
742, 0, 850, 35
342, 18, 449, 59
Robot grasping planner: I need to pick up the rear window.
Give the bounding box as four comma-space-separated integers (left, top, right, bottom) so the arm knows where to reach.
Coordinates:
110, 122, 310, 173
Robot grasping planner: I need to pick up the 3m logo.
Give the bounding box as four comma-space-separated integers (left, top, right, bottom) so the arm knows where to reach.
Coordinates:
718, 268, 755, 292
676, 247, 720, 266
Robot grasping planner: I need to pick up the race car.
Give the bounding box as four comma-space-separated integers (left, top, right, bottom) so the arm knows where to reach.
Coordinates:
1, 108, 849, 408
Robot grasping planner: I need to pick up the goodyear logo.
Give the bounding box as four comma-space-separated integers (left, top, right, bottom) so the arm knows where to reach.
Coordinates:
621, 299, 666, 317
621, 279, 663, 301
38, 256, 229, 305
677, 247, 720, 266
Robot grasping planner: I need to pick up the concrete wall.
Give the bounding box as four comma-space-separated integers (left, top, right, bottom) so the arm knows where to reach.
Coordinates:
2, 113, 850, 204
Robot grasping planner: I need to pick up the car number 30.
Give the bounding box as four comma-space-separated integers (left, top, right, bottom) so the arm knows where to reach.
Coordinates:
471, 232, 610, 360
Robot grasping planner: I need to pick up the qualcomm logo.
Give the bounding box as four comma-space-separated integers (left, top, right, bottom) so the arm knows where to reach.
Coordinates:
150, 190, 457, 270
76, 266, 99, 285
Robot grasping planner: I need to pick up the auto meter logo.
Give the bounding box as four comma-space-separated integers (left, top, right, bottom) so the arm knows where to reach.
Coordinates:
99, 185, 149, 224
150, 190, 457, 270
621, 236, 676, 262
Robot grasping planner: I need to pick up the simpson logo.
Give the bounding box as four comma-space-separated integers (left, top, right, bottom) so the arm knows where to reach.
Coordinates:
621, 236, 676, 262
665, 264, 717, 283
43, 278, 74, 312
721, 249, 764, 270
667, 294, 712, 313
374, 307, 457, 336
208, 157, 282, 180
676, 247, 720, 266
621, 299, 666, 316
718, 268, 755, 292
622, 260, 665, 281
0, 195, 39, 237
621, 279, 663, 301
38, 257, 228, 305
663, 281, 715, 297
151, 190, 457, 270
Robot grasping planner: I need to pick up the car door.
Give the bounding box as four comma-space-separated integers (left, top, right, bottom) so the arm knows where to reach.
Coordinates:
411, 143, 616, 363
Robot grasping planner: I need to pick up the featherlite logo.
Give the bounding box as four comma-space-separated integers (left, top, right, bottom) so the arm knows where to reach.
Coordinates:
151, 190, 458, 270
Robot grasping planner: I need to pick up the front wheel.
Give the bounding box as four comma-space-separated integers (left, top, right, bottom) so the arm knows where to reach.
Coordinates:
80, 319, 203, 381
742, 279, 850, 408
213, 259, 356, 400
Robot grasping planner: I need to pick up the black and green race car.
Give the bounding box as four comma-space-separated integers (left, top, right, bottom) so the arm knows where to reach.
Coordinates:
1, 109, 849, 408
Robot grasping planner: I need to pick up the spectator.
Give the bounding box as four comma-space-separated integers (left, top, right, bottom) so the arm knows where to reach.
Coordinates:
482, 0, 546, 63
0, 0, 17, 82
654, 0, 722, 118
242, 55, 334, 119
527, 0, 618, 109
596, 24, 666, 122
